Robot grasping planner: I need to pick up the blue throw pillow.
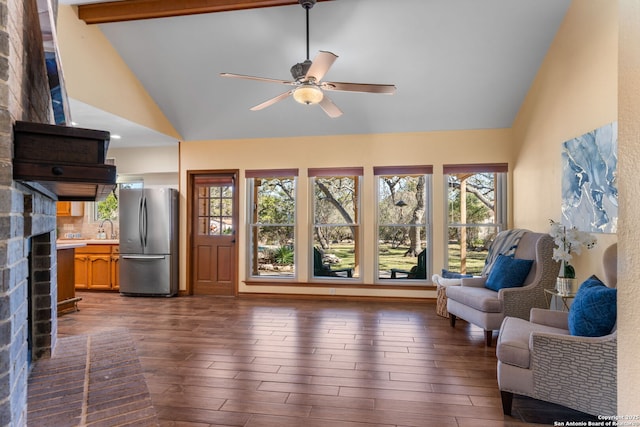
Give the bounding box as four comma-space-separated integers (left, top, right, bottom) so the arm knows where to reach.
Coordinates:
484, 254, 533, 292
568, 275, 617, 337
441, 269, 473, 279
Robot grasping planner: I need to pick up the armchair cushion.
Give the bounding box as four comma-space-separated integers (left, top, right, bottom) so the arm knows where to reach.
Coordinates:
529, 308, 569, 329
446, 285, 502, 312
497, 316, 569, 369
460, 276, 487, 287
484, 255, 534, 292
568, 275, 617, 337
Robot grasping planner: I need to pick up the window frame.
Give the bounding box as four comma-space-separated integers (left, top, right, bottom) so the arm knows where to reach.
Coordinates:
92, 181, 143, 223
443, 163, 508, 275
245, 169, 298, 281
374, 166, 433, 284
308, 167, 363, 282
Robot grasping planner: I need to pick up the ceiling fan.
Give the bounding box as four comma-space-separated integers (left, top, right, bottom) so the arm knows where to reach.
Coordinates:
220, 0, 396, 118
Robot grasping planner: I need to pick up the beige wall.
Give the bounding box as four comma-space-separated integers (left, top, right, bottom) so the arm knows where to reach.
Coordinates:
109, 146, 179, 186
513, 0, 640, 413
512, 0, 618, 284
179, 129, 514, 296
618, 0, 640, 414
56, 5, 181, 140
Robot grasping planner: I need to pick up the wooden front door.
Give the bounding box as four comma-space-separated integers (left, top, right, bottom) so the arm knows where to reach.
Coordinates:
190, 172, 238, 295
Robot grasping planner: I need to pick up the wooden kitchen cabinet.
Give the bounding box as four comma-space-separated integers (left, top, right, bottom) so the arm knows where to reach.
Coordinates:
111, 246, 120, 291
57, 245, 82, 313
57, 202, 71, 216
88, 254, 112, 290
74, 244, 119, 290
74, 254, 89, 289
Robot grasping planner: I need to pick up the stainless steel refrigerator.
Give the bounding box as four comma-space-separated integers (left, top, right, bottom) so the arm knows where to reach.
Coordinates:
119, 187, 178, 296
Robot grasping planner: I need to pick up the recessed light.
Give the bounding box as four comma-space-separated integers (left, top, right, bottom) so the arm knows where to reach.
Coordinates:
111, 134, 122, 139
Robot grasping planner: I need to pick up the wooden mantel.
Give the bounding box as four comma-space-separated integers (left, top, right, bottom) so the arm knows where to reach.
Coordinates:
12, 121, 116, 201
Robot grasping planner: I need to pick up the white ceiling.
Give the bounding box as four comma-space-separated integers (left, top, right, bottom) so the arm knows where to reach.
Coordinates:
59, 0, 572, 148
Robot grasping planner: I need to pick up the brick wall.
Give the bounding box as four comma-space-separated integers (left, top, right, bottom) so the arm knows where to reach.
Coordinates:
0, 0, 59, 425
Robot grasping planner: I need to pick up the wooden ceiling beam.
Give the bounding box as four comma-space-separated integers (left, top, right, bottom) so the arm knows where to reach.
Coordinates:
77, 0, 333, 24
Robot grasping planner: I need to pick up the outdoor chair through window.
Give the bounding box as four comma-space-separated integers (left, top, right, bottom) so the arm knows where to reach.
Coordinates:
390, 249, 427, 279
313, 247, 353, 278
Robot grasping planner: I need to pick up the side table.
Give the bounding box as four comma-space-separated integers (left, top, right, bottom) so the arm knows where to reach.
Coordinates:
436, 282, 461, 318
544, 289, 577, 311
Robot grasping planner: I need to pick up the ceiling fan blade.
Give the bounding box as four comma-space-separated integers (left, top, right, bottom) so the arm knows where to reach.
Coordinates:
305, 51, 338, 82
319, 96, 342, 118
321, 81, 396, 94
220, 72, 295, 86
250, 91, 292, 111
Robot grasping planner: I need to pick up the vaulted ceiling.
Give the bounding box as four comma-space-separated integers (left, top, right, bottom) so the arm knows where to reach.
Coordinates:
58, 0, 572, 148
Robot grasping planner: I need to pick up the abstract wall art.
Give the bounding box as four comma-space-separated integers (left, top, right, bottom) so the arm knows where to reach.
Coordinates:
561, 122, 618, 233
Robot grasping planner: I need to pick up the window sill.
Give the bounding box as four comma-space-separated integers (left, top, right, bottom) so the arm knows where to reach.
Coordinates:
244, 280, 436, 291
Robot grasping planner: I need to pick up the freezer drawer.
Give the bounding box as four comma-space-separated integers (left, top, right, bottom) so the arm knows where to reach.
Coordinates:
119, 254, 177, 296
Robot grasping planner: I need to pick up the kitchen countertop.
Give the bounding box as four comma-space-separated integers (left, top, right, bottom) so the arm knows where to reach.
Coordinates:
57, 239, 119, 247
56, 241, 88, 250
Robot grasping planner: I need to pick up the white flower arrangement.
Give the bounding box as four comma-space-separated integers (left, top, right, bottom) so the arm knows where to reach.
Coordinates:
549, 220, 597, 278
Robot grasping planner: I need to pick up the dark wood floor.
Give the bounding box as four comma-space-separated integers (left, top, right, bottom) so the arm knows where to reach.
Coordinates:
55, 291, 594, 426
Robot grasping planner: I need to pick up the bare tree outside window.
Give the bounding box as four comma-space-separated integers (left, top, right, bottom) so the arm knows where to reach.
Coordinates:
377, 173, 430, 281
446, 169, 507, 275
248, 176, 296, 277
312, 175, 359, 279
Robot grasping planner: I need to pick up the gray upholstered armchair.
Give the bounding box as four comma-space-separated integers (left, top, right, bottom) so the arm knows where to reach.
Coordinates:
446, 230, 559, 346
496, 243, 617, 417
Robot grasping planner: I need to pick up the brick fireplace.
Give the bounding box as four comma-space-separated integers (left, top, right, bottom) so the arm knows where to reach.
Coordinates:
27, 215, 58, 362
0, 0, 61, 425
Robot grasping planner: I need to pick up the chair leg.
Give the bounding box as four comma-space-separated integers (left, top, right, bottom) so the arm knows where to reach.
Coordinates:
449, 314, 456, 327
485, 330, 493, 346
500, 390, 513, 415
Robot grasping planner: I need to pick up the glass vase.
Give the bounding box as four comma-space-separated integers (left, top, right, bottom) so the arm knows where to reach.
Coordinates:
555, 277, 576, 295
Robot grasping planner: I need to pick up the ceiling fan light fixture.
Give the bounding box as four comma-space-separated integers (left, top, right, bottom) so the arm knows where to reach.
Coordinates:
293, 84, 323, 105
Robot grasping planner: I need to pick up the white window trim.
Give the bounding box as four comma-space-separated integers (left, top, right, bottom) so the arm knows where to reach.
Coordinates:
245, 176, 298, 282
308, 175, 362, 283
374, 173, 433, 284
442, 170, 508, 272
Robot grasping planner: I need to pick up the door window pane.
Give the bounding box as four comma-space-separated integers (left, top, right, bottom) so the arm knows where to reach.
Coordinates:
197, 182, 234, 236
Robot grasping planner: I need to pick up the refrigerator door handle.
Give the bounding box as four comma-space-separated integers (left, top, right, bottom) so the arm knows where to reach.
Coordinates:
122, 255, 166, 260
142, 196, 148, 247
138, 195, 145, 248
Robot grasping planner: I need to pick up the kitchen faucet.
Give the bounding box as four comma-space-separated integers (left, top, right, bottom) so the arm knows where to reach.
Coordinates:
99, 218, 116, 240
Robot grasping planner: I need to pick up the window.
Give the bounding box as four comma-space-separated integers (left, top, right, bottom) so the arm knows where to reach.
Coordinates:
375, 166, 432, 281
309, 168, 362, 279
93, 181, 143, 222
246, 170, 297, 278
444, 164, 507, 275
